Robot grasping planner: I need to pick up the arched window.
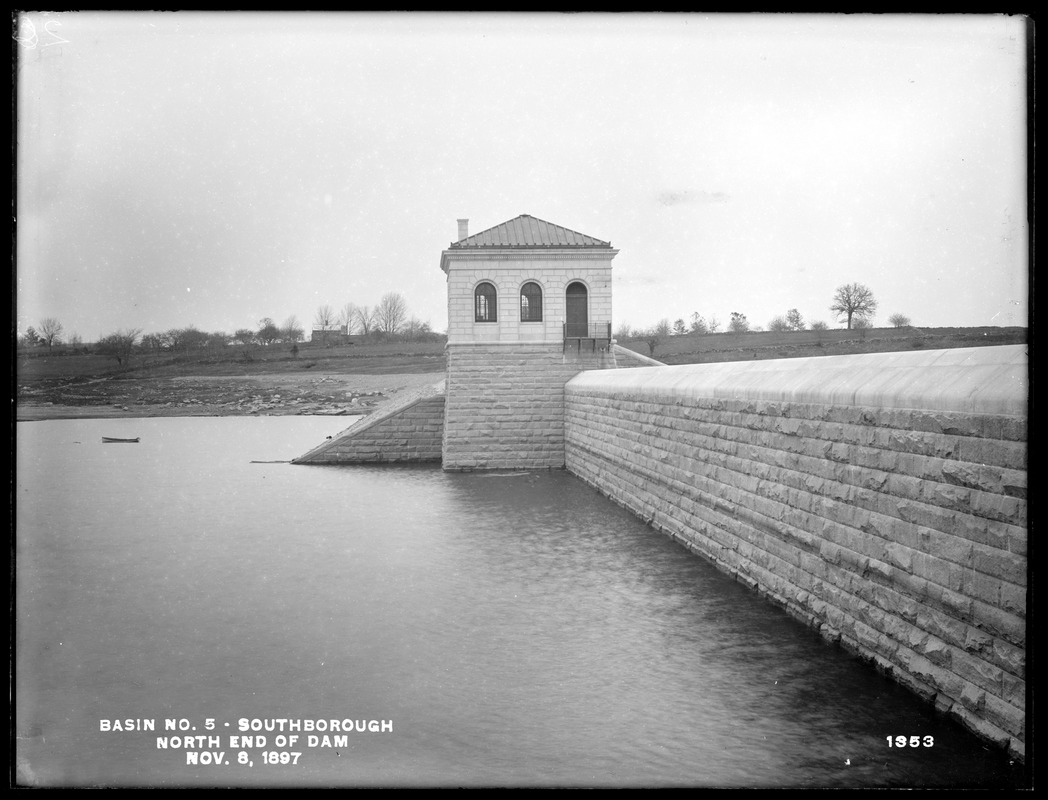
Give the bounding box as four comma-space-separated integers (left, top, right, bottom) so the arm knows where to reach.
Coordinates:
520, 282, 543, 322
474, 282, 497, 323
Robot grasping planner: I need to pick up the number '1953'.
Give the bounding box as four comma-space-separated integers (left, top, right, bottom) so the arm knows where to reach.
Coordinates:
887, 735, 934, 748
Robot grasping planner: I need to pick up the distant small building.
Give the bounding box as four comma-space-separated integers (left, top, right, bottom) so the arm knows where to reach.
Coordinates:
311, 325, 348, 346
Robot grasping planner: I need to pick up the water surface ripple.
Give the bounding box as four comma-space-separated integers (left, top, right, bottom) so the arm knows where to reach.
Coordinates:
15, 417, 1023, 788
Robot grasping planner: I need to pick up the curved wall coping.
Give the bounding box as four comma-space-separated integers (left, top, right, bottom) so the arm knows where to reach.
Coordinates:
567, 345, 1027, 416
612, 343, 666, 367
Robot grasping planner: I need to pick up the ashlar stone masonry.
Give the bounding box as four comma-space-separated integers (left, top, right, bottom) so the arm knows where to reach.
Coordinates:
564, 345, 1027, 760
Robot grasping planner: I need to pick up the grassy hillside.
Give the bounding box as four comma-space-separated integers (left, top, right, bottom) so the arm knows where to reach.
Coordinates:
16, 326, 1027, 387
16, 339, 448, 383
618, 326, 1027, 365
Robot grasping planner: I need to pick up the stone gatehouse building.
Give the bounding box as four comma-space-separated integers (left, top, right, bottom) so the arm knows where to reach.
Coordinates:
440, 214, 619, 469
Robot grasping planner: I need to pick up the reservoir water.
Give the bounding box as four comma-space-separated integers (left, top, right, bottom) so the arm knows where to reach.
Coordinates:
15, 417, 1023, 788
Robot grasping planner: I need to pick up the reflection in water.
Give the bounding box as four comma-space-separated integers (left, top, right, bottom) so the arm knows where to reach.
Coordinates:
15, 418, 1023, 788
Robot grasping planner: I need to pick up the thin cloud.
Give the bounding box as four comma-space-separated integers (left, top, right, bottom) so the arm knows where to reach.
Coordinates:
656, 190, 730, 207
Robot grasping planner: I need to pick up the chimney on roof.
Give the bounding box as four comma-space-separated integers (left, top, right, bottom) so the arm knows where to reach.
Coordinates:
457, 219, 469, 241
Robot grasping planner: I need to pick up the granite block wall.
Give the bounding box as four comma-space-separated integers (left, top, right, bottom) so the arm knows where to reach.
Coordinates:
294, 386, 446, 464
442, 342, 614, 470
564, 346, 1027, 759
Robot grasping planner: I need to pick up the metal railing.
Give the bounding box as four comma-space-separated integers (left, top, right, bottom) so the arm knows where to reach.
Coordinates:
563, 322, 611, 340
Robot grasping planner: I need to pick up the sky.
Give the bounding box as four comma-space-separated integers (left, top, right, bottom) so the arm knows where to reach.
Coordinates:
15, 12, 1030, 342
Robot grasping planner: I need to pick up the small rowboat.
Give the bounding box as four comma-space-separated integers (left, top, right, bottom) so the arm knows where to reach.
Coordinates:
102, 437, 140, 443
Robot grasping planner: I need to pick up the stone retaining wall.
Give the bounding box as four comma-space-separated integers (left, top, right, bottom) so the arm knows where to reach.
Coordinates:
294, 381, 446, 464
442, 343, 616, 470
564, 345, 1027, 759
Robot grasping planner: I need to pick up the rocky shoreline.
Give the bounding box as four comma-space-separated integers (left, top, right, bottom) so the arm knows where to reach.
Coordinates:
16, 372, 445, 422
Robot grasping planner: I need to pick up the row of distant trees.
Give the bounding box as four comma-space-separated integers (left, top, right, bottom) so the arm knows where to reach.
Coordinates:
16, 314, 307, 354
621, 283, 912, 344
18, 291, 438, 363
94, 317, 309, 365
17, 284, 908, 360
137, 318, 296, 352
17, 315, 308, 367
311, 292, 435, 339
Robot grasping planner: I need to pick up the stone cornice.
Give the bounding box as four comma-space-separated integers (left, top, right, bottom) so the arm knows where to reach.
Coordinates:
445, 341, 566, 349
440, 247, 619, 274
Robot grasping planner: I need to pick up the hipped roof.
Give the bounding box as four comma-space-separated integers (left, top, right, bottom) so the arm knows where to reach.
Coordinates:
450, 214, 612, 249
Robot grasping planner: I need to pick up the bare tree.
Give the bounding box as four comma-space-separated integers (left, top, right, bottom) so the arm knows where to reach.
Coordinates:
354, 305, 376, 336
852, 316, 873, 340
614, 321, 632, 341
672, 318, 687, 336
314, 305, 337, 329
39, 317, 63, 351
255, 318, 278, 346
708, 316, 722, 333
340, 303, 359, 335
888, 313, 912, 328
830, 283, 878, 329
96, 328, 142, 367
281, 315, 304, 344
168, 326, 209, 356
376, 292, 408, 335
809, 320, 829, 330
728, 312, 750, 333
632, 319, 672, 356
403, 317, 433, 341
234, 328, 256, 345
770, 308, 805, 332
142, 331, 172, 352
689, 313, 708, 335
205, 331, 230, 353
641, 325, 666, 356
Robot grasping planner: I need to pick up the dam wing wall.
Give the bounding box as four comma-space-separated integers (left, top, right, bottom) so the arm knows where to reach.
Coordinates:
294, 379, 446, 464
